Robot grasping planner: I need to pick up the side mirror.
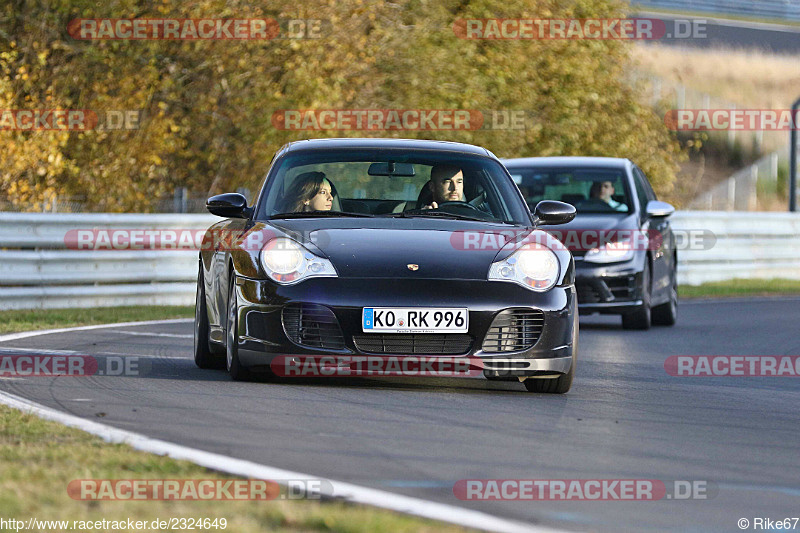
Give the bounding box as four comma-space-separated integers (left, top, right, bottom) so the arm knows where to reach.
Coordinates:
646, 200, 675, 218
533, 200, 576, 226
206, 193, 251, 219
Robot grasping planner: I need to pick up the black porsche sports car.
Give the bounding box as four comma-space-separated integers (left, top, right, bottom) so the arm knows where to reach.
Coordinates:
194, 138, 579, 393
502, 157, 678, 330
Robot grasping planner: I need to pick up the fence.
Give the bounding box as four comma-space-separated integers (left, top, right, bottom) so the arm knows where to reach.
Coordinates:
687, 151, 786, 210
634, 72, 785, 156
631, 72, 792, 211
631, 0, 800, 21
0, 188, 251, 214
2, 212, 799, 309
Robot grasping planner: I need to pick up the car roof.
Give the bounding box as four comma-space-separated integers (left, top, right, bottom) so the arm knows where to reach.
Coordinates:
501, 156, 632, 170
282, 138, 495, 158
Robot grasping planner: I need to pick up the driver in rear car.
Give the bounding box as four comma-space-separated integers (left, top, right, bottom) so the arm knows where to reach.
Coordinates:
590, 181, 627, 212
421, 164, 465, 210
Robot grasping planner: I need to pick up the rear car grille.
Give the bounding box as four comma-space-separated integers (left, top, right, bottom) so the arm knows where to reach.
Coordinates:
352, 334, 472, 355
282, 303, 346, 350
605, 276, 636, 300
481, 309, 545, 353
577, 276, 636, 304
576, 282, 602, 304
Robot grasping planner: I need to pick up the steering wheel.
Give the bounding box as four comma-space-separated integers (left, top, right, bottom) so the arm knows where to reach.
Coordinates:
437, 200, 484, 213
579, 198, 617, 212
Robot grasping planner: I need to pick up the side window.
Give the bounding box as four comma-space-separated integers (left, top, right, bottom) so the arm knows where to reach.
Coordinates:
634, 167, 657, 201
632, 168, 651, 214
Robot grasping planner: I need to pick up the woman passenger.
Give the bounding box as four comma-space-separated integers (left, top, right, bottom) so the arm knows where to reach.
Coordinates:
282, 171, 334, 212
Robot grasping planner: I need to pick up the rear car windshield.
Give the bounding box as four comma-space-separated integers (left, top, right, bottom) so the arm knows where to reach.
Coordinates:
506, 167, 632, 214
256, 150, 532, 224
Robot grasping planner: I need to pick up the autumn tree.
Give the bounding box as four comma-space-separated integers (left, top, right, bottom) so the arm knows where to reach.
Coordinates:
0, 0, 681, 212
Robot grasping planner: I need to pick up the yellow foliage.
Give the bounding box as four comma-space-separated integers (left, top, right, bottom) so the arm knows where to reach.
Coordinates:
0, 0, 681, 211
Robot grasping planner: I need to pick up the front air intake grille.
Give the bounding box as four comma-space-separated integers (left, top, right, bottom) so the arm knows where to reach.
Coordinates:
576, 277, 636, 304
482, 309, 545, 353
576, 282, 602, 304
282, 303, 345, 350
352, 334, 472, 355
605, 276, 636, 301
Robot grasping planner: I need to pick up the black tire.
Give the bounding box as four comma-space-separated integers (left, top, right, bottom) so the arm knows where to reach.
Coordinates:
652, 266, 678, 326
524, 310, 577, 394
194, 264, 225, 369
226, 277, 254, 381
622, 262, 652, 330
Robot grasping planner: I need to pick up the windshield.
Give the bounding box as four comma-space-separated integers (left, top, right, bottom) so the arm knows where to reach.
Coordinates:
506, 167, 632, 214
256, 150, 531, 225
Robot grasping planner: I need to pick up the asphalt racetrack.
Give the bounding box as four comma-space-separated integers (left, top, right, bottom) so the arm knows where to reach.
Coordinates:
634, 11, 800, 53
1, 298, 799, 532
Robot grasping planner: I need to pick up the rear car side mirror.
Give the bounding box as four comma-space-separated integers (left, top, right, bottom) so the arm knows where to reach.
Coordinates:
646, 200, 675, 218
534, 200, 576, 226
207, 193, 251, 219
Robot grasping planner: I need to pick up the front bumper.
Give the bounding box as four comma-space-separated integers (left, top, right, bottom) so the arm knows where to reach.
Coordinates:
574, 257, 644, 315
232, 276, 577, 375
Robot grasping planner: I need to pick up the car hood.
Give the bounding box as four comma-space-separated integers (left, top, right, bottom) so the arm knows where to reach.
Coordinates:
542, 213, 637, 232
540, 213, 639, 255
265, 219, 529, 280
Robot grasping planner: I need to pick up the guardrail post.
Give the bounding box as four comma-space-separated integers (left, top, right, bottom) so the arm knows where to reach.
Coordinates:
173, 187, 188, 213
771, 152, 779, 183
727, 179, 735, 211
728, 104, 737, 148
791, 96, 800, 212
749, 165, 758, 211
652, 77, 661, 105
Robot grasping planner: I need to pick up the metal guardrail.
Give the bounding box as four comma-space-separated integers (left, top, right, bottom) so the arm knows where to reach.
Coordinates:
0, 213, 216, 310
673, 211, 800, 285
631, 0, 800, 21
1, 212, 799, 309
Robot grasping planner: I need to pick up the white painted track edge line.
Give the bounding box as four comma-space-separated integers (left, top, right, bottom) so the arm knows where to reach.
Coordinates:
0, 318, 193, 343
0, 389, 565, 533
680, 296, 800, 305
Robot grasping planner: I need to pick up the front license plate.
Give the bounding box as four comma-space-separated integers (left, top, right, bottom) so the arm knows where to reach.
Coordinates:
362, 307, 468, 333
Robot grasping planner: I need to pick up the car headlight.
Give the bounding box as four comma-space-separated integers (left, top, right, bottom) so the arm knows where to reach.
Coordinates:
488, 243, 560, 292
583, 238, 635, 264
260, 238, 337, 285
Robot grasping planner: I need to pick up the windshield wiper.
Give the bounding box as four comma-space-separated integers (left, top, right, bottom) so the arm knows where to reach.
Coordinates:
270, 210, 374, 219
383, 209, 493, 222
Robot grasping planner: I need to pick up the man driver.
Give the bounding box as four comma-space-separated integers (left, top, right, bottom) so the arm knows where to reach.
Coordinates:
422, 164, 464, 209
589, 180, 627, 212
